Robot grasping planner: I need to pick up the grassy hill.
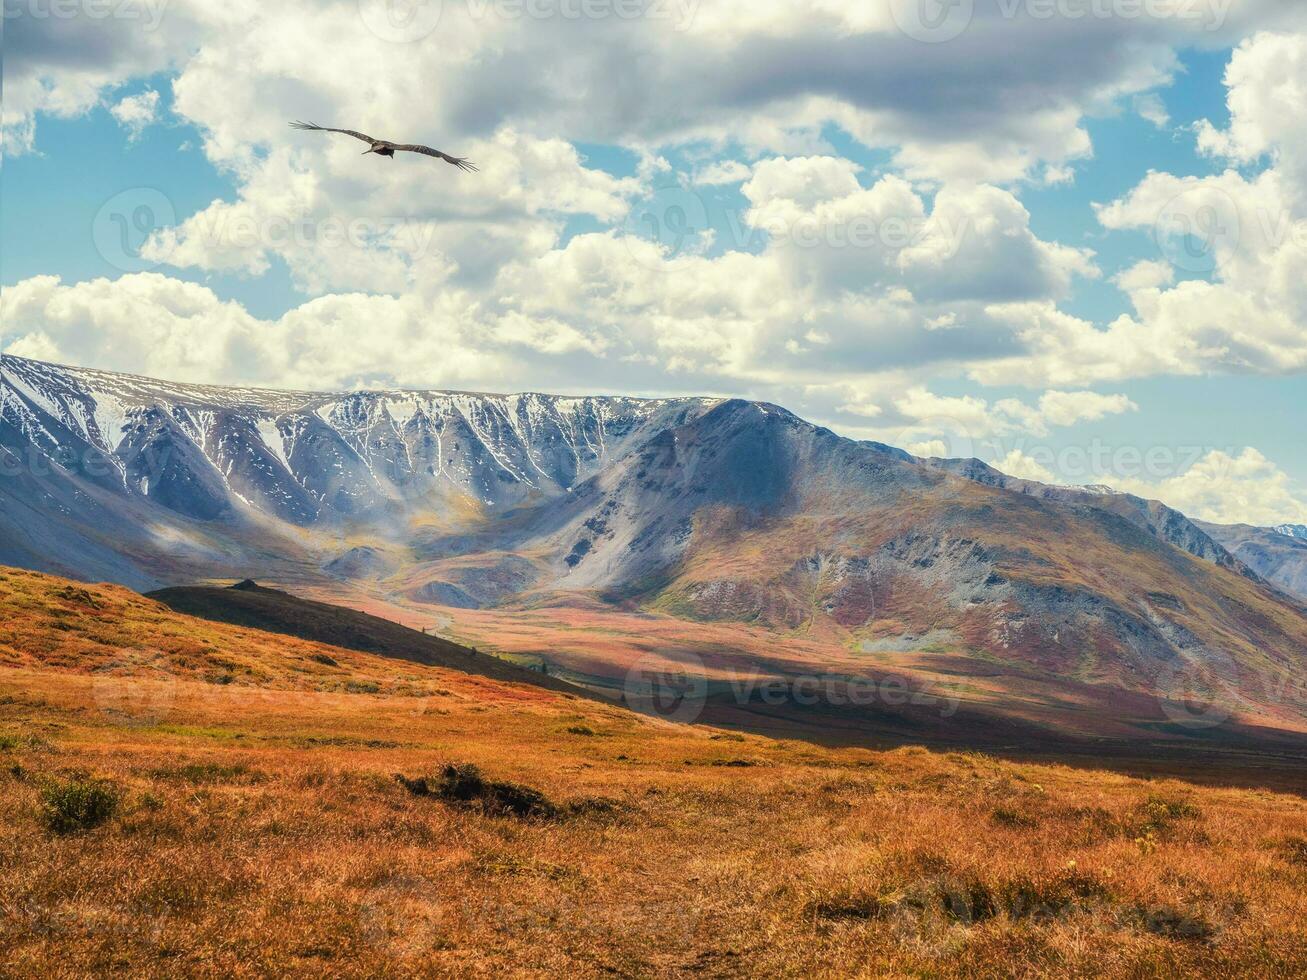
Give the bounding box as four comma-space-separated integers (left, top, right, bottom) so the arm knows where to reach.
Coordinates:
146, 580, 594, 699
2, 565, 1306, 976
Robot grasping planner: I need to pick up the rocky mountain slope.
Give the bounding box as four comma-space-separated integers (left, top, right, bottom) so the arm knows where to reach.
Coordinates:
4, 354, 1307, 735
1201, 522, 1307, 601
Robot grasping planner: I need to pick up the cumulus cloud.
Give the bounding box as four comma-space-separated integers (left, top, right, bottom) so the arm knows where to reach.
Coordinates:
694, 160, 752, 186
1111, 448, 1307, 527
888, 387, 1137, 452
0, 274, 504, 391
2, 0, 205, 153
1134, 92, 1171, 129
994, 449, 1059, 484
110, 89, 161, 140
1197, 31, 1307, 191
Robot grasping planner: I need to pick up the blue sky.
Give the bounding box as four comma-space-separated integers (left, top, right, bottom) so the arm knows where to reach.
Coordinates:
4, 2, 1307, 525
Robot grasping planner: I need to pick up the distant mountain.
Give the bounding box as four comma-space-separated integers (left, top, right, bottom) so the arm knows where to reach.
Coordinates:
1201, 522, 1307, 601
5, 354, 1307, 737
0, 353, 713, 588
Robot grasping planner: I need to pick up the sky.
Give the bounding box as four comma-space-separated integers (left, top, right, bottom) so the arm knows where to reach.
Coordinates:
3, 0, 1307, 527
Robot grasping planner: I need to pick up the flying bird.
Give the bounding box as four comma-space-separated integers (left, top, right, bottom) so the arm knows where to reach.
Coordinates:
289, 121, 477, 172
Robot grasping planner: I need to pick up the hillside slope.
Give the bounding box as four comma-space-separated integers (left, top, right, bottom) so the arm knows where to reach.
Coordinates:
2, 565, 1307, 976
0, 567, 582, 704
146, 579, 592, 697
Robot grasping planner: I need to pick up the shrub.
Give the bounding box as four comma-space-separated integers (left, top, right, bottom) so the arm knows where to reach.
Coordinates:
1279, 836, 1307, 867
151, 762, 253, 784
395, 764, 558, 819
809, 891, 892, 921
564, 796, 627, 818
1143, 795, 1201, 824
991, 807, 1037, 828
40, 777, 121, 834
1134, 904, 1216, 942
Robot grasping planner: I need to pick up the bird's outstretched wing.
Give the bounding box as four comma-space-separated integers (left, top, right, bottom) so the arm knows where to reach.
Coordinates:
392, 144, 479, 172
289, 120, 377, 145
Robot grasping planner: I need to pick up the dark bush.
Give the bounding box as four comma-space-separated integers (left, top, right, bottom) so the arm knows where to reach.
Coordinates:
1134, 904, 1217, 941
40, 778, 121, 834
395, 764, 558, 819
151, 762, 253, 784
991, 807, 1037, 828
1280, 836, 1307, 867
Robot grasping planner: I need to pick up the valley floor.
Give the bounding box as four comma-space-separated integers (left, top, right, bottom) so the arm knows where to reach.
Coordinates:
2, 568, 1307, 977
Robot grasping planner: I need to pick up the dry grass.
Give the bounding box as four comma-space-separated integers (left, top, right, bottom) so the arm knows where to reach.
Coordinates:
2, 567, 1306, 977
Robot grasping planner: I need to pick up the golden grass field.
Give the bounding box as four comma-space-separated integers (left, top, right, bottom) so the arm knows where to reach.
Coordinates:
2, 565, 1307, 977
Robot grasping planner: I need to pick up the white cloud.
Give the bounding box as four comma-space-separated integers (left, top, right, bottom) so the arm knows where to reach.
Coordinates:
110, 90, 161, 141
694, 160, 752, 186
1134, 92, 1171, 129
994, 449, 1058, 484
1111, 448, 1307, 527
884, 386, 1137, 457
1197, 31, 1307, 190
0, 274, 505, 392
1113, 259, 1174, 293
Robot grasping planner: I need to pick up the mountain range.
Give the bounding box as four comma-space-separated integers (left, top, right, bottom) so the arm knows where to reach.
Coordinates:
3, 353, 1306, 743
